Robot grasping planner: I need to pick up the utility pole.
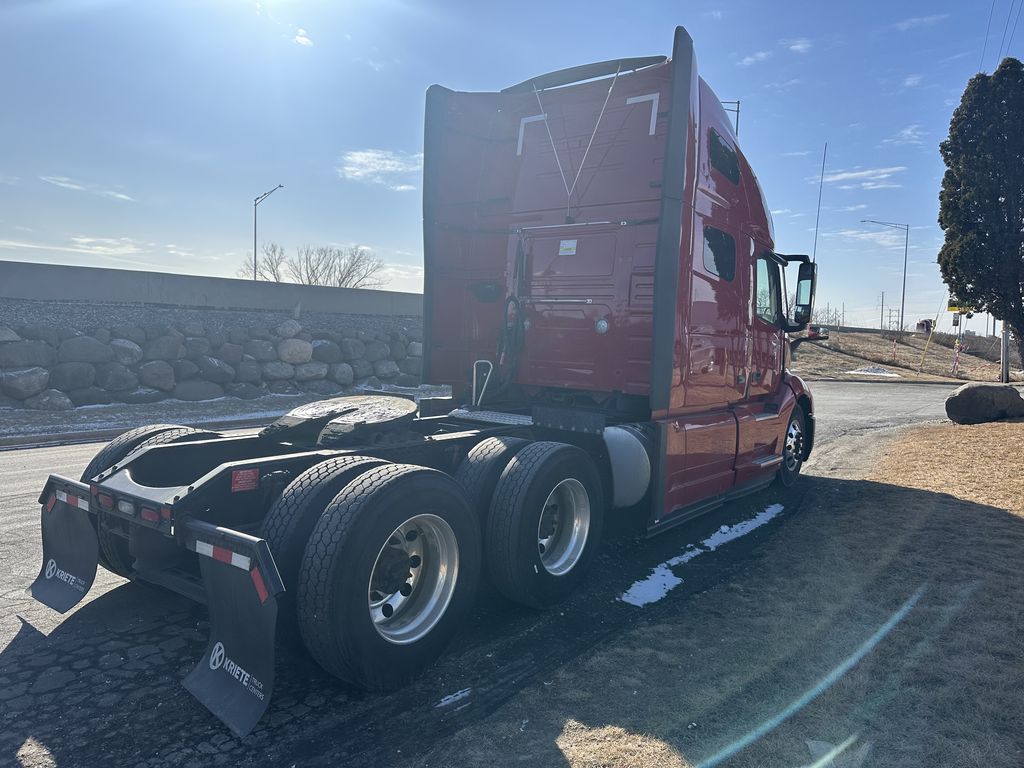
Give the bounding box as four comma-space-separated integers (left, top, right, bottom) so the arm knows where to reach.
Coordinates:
1001, 321, 1010, 383
252, 184, 284, 281
880, 291, 885, 330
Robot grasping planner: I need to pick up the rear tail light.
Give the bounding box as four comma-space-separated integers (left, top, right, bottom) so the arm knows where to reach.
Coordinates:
160, 506, 173, 521
140, 507, 159, 523
98, 493, 114, 509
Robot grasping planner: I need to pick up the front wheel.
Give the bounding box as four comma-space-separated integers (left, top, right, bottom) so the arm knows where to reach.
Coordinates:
297, 464, 481, 690
776, 407, 806, 487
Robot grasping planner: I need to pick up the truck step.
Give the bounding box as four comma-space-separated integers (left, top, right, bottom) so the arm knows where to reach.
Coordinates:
448, 409, 534, 426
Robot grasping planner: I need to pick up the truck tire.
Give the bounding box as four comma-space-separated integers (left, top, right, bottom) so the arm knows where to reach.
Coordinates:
486, 441, 604, 609
776, 407, 806, 488
260, 455, 387, 629
453, 436, 529, 518
80, 424, 218, 576
297, 464, 481, 690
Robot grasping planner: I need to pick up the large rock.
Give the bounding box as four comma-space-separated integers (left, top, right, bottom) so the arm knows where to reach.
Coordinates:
329, 363, 354, 386
143, 323, 175, 340
294, 361, 329, 382
373, 360, 400, 379
109, 338, 144, 366
25, 389, 73, 411
312, 340, 343, 364
351, 359, 374, 380
57, 335, 112, 364
120, 387, 168, 404
174, 359, 200, 381
17, 323, 61, 348
185, 337, 212, 358
196, 356, 236, 384
172, 380, 224, 401
407, 341, 423, 357
137, 360, 176, 391
0, 340, 56, 368
277, 338, 313, 364
1, 367, 49, 399
0, 326, 20, 342
144, 335, 186, 361
339, 338, 365, 362
244, 339, 277, 362
302, 380, 344, 396
262, 361, 295, 381
208, 329, 228, 350
226, 383, 263, 400
110, 324, 146, 346
275, 319, 301, 338
68, 386, 115, 406
49, 362, 96, 391
95, 363, 138, 392
235, 359, 263, 384
945, 382, 1024, 424
396, 373, 420, 387
390, 339, 408, 361
228, 329, 249, 346
267, 380, 299, 395
91, 327, 111, 344
217, 342, 244, 366
180, 321, 205, 337
363, 340, 390, 363
399, 356, 422, 376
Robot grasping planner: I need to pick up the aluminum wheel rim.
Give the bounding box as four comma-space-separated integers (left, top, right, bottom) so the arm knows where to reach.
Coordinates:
784, 419, 804, 472
367, 513, 459, 645
537, 478, 590, 576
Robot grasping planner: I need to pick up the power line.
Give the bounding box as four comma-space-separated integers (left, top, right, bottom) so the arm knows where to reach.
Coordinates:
1008, 0, 1024, 54
997, 0, 1019, 61
980, 0, 998, 71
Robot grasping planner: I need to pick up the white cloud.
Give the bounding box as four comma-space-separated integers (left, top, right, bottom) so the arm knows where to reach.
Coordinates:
782, 38, 812, 53
293, 28, 313, 46
737, 50, 772, 67
336, 149, 422, 191
0, 235, 157, 266
817, 166, 907, 189
892, 14, 949, 31
771, 209, 791, 215
824, 228, 906, 249
783, 149, 813, 156
705, 10, 723, 20
765, 78, 802, 91
39, 176, 134, 202
882, 124, 926, 146
838, 204, 868, 211
0, 174, 19, 185
903, 74, 922, 87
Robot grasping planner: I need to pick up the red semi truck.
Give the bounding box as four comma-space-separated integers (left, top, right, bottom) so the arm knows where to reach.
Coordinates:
28, 26, 816, 736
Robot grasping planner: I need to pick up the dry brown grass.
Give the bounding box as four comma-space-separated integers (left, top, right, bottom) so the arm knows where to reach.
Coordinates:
792, 331, 1021, 382
870, 420, 1024, 516
409, 436, 1024, 768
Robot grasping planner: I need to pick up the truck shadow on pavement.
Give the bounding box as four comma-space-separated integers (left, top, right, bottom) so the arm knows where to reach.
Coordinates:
5, 477, 1018, 767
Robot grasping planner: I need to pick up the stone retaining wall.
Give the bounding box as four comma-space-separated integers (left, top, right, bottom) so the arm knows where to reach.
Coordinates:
0, 306, 423, 411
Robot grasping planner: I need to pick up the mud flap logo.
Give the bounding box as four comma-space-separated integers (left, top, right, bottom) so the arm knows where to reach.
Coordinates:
44, 558, 87, 592
208, 641, 265, 701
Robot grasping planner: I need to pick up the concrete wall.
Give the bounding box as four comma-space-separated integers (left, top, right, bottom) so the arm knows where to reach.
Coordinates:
0, 261, 422, 316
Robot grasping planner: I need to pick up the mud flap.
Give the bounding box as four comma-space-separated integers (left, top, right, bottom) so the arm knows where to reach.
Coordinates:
181, 520, 285, 738
28, 475, 99, 613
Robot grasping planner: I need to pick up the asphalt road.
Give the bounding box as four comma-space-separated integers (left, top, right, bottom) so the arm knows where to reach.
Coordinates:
0, 381, 957, 767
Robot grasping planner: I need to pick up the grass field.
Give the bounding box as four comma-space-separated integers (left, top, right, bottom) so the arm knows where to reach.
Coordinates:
407, 427, 1024, 768
791, 330, 1022, 382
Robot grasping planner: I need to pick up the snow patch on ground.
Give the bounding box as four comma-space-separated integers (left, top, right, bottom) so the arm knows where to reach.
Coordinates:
846, 365, 901, 377
434, 688, 471, 708
620, 504, 785, 607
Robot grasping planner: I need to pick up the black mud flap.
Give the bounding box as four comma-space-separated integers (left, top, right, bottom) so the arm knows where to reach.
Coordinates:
28, 475, 99, 613
181, 520, 285, 738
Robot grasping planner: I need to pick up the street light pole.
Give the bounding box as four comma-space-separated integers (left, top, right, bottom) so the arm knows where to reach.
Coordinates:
862, 219, 910, 337
252, 184, 284, 280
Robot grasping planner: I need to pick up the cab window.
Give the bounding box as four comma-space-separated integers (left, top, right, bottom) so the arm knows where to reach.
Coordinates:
702, 226, 736, 281
755, 255, 780, 325
709, 128, 740, 185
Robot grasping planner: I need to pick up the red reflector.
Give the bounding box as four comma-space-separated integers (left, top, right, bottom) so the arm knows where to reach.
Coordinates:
90, 484, 99, 496
250, 567, 269, 604
46, 494, 56, 513
160, 506, 172, 521
66, 493, 78, 508
140, 507, 159, 523
231, 468, 260, 493
98, 493, 113, 509
212, 546, 233, 564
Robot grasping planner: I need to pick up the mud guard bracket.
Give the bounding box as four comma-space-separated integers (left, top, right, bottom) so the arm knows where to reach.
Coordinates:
28, 475, 99, 614
181, 520, 285, 738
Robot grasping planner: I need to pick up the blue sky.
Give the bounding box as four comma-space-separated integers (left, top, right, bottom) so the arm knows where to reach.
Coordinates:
1, 0, 1020, 332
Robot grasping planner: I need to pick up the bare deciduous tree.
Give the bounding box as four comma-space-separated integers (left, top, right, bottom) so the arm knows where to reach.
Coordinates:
237, 242, 288, 281
239, 243, 385, 288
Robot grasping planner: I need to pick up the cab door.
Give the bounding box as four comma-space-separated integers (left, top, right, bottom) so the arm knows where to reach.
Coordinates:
749, 251, 784, 400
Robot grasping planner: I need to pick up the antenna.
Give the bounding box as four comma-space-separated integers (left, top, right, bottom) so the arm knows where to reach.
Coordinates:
811, 141, 827, 263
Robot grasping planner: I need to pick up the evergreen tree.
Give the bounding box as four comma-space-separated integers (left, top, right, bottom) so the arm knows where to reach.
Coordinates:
938, 58, 1024, 362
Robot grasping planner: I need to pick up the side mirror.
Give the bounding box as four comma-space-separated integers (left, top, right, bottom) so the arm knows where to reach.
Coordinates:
790, 261, 816, 330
